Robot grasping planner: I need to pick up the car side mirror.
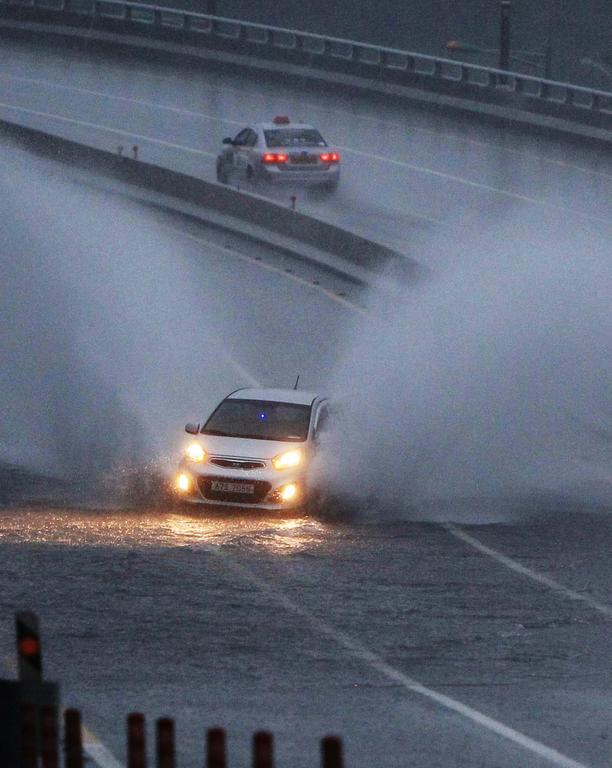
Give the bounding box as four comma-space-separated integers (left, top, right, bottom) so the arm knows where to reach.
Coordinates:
185, 423, 200, 434
222, 137, 233, 145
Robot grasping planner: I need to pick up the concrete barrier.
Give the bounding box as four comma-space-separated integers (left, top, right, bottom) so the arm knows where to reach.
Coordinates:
0, 115, 421, 281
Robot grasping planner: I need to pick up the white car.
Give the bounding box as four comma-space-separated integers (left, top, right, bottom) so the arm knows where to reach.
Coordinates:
176, 387, 330, 511
216, 116, 340, 191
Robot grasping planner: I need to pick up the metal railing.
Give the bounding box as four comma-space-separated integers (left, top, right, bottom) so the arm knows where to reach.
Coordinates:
1, 0, 611, 130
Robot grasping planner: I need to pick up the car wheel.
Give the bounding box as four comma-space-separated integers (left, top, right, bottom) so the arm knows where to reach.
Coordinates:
321, 178, 339, 193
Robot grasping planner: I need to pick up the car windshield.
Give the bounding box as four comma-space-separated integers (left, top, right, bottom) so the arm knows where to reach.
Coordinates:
201, 399, 311, 442
264, 128, 327, 148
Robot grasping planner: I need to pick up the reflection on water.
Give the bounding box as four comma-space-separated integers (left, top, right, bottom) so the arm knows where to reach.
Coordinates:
165, 513, 327, 555
0, 507, 329, 555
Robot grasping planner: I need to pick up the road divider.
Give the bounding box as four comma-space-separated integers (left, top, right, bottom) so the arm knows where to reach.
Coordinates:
0, 114, 422, 283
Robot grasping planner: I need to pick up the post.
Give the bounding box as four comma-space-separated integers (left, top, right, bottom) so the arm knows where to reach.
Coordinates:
127, 713, 147, 768
253, 731, 273, 768
156, 718, 175, 768
64, 709, 84, 768
20, 704, 38, 768
40, 706, 59, 768
544, 24, 552, 79
207, 727, 226, 768
321, 735, 343, 768
499, 0, 511, 71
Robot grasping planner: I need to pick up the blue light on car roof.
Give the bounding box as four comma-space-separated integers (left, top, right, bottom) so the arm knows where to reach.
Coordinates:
259, 412, 266, 420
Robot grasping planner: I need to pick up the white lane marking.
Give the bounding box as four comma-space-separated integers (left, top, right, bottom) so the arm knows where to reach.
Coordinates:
219, 350, 261, 387
296, 100, 612, 184
0, 100, 216, 157
444, 523, 612, 619
0, 72, 244, 128
5, 69, 610, 185
83, 726, 124, 768
202, 546, 591, 768
378, 123, 612, 184
337, 145, 610, 223
162, 223, 367, 314
141, 73, 612, 183
0, 95, 440, 228
2, 75, 610, 225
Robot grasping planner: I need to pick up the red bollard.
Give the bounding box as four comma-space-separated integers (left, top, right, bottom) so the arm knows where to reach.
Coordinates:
321, 735, 343, 768
41, 705, 59, 768
20, 703, 38, 768
206, 727, 227, 768
156, 717, 175, 768
252, 730, 273, 768
64, 709, 84, 768
127, 712, 147, 768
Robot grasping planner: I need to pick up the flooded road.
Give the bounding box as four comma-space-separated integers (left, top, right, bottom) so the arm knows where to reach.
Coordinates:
1, 503, 610, 767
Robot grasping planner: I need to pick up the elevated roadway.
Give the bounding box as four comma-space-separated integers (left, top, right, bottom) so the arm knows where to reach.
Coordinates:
0, 35, 611, 261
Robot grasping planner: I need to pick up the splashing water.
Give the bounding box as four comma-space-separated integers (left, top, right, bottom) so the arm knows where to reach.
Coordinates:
0, 153, 246, 494
322, 212, 612, 518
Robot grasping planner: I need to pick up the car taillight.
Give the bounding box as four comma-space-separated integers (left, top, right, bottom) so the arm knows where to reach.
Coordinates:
263, 153, 288, 164
320, 152, 340, 163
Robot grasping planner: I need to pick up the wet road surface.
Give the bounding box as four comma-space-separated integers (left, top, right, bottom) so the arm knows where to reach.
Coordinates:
0, 504, 611, 767
0, 35, 611, 265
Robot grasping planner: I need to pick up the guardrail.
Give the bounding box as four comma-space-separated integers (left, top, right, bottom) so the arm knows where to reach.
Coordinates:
1, 0, 611, 134
0, 115, 421, 280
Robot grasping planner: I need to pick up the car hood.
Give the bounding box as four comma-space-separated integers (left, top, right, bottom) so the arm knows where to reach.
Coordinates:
197, 434, 305, 460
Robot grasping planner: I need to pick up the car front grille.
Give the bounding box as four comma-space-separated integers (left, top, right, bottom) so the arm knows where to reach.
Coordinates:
197, 476, 271, 503
209, 458, 266, 470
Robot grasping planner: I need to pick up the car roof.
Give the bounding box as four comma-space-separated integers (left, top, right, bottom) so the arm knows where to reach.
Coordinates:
227, 387, 320, 406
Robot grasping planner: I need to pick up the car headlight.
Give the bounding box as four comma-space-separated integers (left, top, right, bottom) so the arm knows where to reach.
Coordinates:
176, 473, 191, 492
185, 443, 206, 462
272, 449, 302, 470
279, 483, 298, 502
270, 482, 300, 503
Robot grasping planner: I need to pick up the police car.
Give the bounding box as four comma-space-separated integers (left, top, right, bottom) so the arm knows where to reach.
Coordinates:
216, 116, 340, 191
175, 387, 331, 511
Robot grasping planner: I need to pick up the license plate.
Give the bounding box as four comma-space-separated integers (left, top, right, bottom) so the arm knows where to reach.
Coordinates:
211, 481, 255, 494
290, 154, 317, 164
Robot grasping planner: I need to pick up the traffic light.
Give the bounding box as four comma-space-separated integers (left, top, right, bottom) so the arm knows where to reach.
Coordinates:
15, 611, 42, 682
1, 612, 59, 768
